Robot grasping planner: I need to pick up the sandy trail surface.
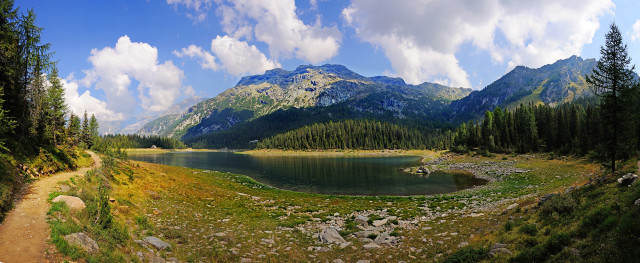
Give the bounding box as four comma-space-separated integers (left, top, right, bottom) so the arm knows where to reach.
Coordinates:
0, 151, 101, 263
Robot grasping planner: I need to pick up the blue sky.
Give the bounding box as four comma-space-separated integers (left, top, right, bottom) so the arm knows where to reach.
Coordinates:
15, 0, 640, 133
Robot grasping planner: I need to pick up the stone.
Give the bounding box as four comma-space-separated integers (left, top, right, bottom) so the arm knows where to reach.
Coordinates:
52, 195, 86, 212
318, 227, 347, 244
355, 215, 369, 225
241, 258, 253, 263
59, 184, 70, 192
355, 231, 377, 238
146, 252, 167, 263
144, 236, 172, 250
458, 242, 469, 248
374, 232, 396, 246
488, 243, 512, 257
356, 260, 371, 263
333, 259, 345, 263
538, 193, 557, 206
617, 173, 638, 187
64, 232, 99, 254
372, 218, 388, 227
339, 242, 352, 249
136, 251, 145, 262
570, 248, 580, 257
363, 242, 381, 249
635, 198, 640, 206
506, 203, 518, 210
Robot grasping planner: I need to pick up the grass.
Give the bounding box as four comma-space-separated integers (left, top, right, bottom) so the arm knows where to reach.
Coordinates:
46, 150, 620, 262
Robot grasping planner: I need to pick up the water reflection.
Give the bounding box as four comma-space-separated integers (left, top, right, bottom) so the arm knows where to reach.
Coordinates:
128, 152, 486, 196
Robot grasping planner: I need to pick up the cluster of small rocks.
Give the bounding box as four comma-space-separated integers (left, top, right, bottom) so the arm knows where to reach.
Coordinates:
617, 173, 638, 187
442, 161, 530, 182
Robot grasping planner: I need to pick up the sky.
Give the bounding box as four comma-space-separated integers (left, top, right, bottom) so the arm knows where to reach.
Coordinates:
14, 0, 640, 133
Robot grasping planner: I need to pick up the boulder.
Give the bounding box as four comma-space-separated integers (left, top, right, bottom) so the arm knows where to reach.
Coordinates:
488, 243, 512, 257
59, 184, 71, 192
634, 198, 640, 206
372, 218, 388, 227
363, 242, 381, 249
318, 227, 347, 244
52, 195, 86, 212
538, 193, 557, 206
143, 236, 172, 250
373, 232, 397, 246
617, 173, 638, 187
64, 232, 99, 254
354, 215, 369, 225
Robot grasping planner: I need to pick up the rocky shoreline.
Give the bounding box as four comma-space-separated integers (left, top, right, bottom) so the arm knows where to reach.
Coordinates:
403, 155, 531, 182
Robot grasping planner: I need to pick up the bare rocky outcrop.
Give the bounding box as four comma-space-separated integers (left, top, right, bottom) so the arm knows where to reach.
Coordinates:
64, 232, 99, 254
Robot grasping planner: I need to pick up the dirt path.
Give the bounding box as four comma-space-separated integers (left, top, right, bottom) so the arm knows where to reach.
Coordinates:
0, 151, 101, 263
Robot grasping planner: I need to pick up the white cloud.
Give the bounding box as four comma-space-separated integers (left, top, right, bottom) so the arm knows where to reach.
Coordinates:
343, 0, 614, 88
217, 0, 341, 64
210, 35, 281, 76
632, 19, 640, 41
61, 78, 124, 122
82, 35, 185, 114
173, 45, 219, 71
175, 36, 280, 76
166, 0, 215, 22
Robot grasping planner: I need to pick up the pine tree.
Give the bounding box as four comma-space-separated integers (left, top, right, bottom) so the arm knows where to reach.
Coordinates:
586, 23, 638, 172
46, 67, 67, 145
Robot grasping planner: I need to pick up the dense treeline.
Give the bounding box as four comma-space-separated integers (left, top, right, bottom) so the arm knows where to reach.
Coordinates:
445, 23, 640, 172
445, 101, 605, 154
185, 104, 453, 149
94, 134, 187, 150
257, 119, 428, 150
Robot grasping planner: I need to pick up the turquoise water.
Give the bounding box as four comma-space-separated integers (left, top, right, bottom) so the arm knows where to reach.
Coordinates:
128, 151, 486, 196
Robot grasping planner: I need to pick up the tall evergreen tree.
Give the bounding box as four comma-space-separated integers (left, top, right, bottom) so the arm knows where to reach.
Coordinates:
46, 67, 67, 145
586, 23, 637, 173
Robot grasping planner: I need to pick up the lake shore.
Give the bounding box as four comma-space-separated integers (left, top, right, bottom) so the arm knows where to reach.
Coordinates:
47, 151, 604, 262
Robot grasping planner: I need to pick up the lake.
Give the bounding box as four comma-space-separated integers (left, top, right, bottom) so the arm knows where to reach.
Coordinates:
128, 151, 487, 196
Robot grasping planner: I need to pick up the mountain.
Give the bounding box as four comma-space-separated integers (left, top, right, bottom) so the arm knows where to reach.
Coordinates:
119, 96, 205, 135
449, 55, 597, 121
138, 64, 472, 140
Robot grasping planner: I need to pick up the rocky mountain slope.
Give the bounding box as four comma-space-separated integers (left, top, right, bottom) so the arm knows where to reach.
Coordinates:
138, 64, 472, 139
449, 55, 597, 121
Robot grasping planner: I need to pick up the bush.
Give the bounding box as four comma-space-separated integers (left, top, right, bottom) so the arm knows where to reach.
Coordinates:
541, 194, 576, 217
443, 246, 488, 263
520, 223, 537, 236
451, 145, 470, 154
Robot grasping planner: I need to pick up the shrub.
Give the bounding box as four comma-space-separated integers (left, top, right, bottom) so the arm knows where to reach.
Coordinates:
443, 246, 488, 263
520, 223, 537, 236
541, 194, 576, 217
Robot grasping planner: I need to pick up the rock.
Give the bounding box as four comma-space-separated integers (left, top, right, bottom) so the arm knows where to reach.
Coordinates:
570, 248, 580, 257
64, 232, 99, 254
458, 241, 469, 248
339, 242, 352, 249
617, 173, 638, 187
635, 198, 640, 206
355, 231, 377, 238
240, 258, 252, 263
333, 259, 345, 263
59, 184, 71, 192
136, 251, 145, 262
374, 232, 396, 246
143, 236, 172, 250
538, 193, 557, 206
506, 203, 518, 210
146, 252, 167, 263
355, 215, 369, 225
318, 227, 347, 244
488, 243, 512, 257
356, 260, 371, 263
372, 218, 388, 227
52, 195, 86, 212
363, 242, 381, 249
